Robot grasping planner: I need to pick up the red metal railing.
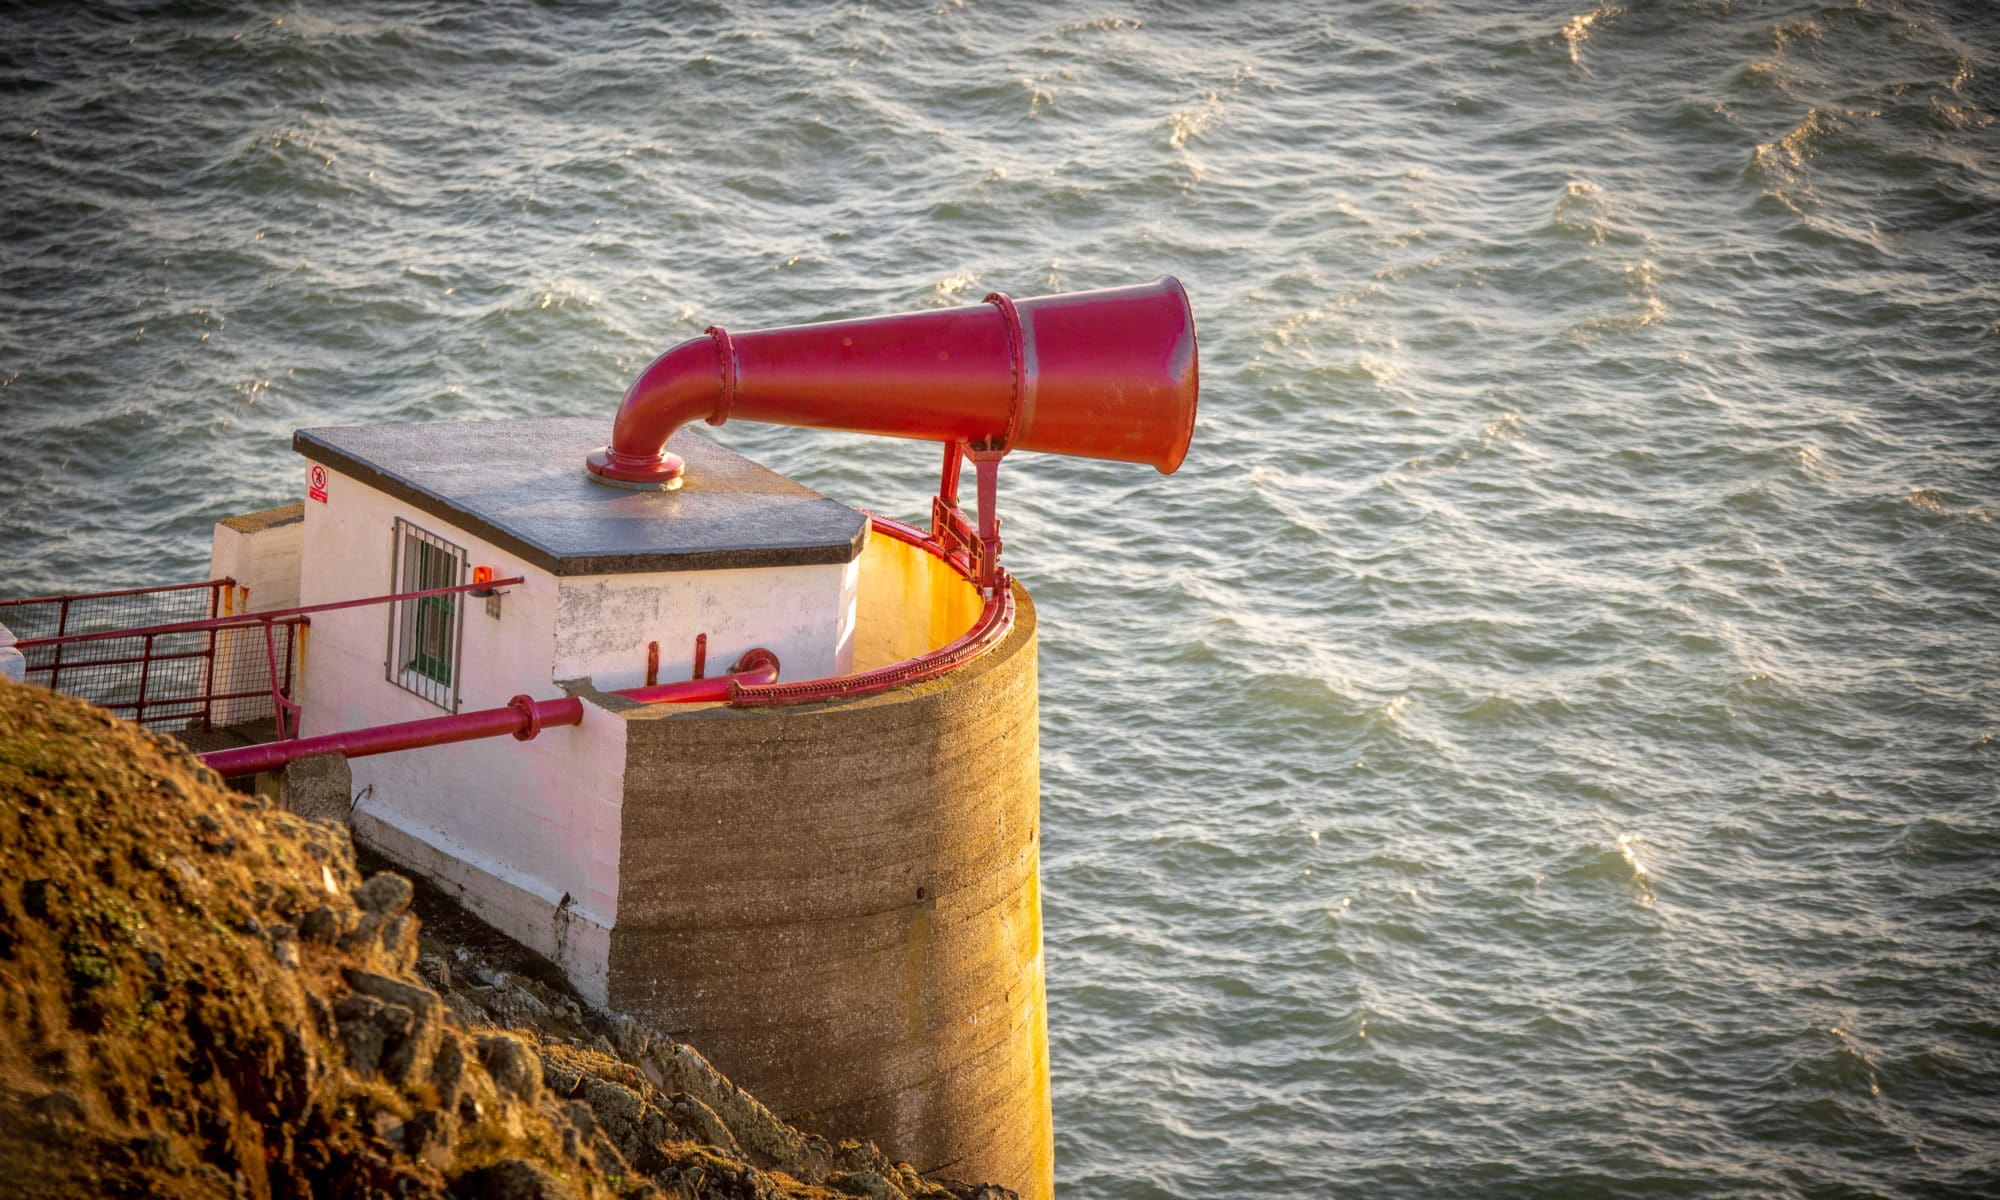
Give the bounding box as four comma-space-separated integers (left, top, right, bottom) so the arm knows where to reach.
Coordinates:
0, 579, 237, 639
190, 513, 1015, 775
19, 513, 1017, 774
9, 578, 522, 740
2, 579, 246, 732
726, 515, 1016, 707
12, 610, 306, 737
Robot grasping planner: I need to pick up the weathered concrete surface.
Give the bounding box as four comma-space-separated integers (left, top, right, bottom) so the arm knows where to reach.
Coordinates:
218, 501, 306, 537
0, 622, 23, 684
282, 751, 352, 825
293, 418, 867, 576
605, 583, 1051, 1200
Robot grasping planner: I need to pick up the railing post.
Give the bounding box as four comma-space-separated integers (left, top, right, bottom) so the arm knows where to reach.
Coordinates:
199, 584, 221, 732
263, 618, 300, 740
263, 619, 282, 736
48, 597, 71, 692
134, 631, 154, 727
198, 623, 218, 732
932, 441, 963, 545
285, 619, 306, 734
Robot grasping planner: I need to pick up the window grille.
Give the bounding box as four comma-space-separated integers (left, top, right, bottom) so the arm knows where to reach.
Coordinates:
386, 518, 465, 710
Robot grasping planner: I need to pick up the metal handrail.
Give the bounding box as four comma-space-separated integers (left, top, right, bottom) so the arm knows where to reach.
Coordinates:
11, 578, 524, 649
12, 579, 518, 740
201, 651, 784, 778
0, 578, 235, 609
727, 514, 1015, 707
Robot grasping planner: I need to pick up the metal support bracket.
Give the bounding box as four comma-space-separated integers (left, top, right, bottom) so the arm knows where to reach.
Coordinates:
930, 440, 1008, 596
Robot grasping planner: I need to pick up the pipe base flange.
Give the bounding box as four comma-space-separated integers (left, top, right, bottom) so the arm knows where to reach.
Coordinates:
585, 446, 685, 491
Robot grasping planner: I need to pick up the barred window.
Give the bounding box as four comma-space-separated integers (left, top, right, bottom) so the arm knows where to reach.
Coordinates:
386, 518, 465, 710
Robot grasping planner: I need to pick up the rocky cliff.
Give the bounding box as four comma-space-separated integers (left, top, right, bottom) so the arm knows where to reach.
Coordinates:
0, 679, 1014, 1200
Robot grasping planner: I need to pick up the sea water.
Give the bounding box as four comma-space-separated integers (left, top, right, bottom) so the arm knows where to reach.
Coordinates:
2, 3, 1997, 1195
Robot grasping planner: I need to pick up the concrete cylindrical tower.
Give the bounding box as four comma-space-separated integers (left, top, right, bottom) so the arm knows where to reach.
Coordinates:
274, 416, 1055, 1195
604, 582, 1050, 1197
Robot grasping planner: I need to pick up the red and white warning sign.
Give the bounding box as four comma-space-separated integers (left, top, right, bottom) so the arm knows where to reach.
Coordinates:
307, 463, 329, 504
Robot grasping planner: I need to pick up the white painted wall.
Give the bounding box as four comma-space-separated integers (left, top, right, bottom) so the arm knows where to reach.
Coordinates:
350, 697, 627, 1004
207, 506, 307, 726
297, 461, 625, 994
293, 457, 860, 1002
295, 467, 564, 734
209, 507, 304, 612
0, 623, 24, 684
553, 556, 859, 692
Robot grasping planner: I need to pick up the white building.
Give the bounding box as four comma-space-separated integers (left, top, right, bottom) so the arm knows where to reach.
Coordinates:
278, 416, 867, 999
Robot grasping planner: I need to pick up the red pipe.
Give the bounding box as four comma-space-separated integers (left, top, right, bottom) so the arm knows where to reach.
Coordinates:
586, 276, 1198, 489
199, 651, 781, 779
722, 517, 1012, 706
614, 647, 776, 703
200, 694, 584, 778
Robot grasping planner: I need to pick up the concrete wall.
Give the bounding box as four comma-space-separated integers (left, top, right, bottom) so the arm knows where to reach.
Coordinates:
207, 503, 305, 726
294, 462, 628, 997
552, 557, 859, 692
209, 503, 305, 611
851, 529, 986, 671
603, 584, 1051, 1200
293, 460, 862, 1004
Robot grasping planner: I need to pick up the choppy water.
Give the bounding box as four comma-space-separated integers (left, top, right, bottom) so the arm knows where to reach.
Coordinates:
5, 2, 1999, 1195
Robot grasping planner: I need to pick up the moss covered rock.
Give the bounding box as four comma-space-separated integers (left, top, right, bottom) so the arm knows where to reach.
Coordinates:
0, 680, 1010, 1200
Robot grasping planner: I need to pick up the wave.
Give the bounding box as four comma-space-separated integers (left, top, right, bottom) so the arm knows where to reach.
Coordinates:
1560, 6, 1623, 69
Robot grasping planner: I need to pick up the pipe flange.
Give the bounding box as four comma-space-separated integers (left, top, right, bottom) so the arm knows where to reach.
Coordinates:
982, 291, 1027, 453
509, 693, 544, 741
585, 446, 686, 491
705, 325, 737, 427
730, 647, 781, 677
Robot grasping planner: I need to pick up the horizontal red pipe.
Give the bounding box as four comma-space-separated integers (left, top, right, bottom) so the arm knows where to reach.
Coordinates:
201, 694, 584, 778
616, 647, 778, 702
198, 653, 782, 779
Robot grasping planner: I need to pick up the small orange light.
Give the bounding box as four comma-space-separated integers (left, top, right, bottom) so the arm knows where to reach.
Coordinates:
473, 566, 494, 586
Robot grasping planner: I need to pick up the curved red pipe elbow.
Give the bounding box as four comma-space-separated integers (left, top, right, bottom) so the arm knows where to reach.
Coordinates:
612, 648, 779, 704
584, 332, 730, 489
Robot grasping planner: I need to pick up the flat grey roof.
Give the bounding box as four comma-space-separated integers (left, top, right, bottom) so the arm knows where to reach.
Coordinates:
294, 417, 867, 576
